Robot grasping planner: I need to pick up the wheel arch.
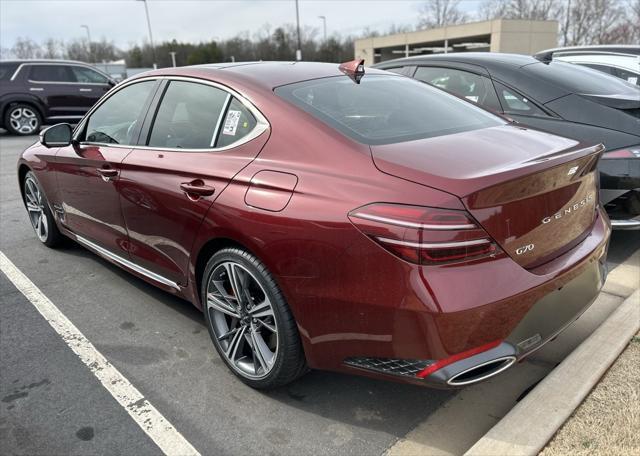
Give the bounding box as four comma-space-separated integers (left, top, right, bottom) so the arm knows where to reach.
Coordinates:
2, 96, 45, 123
17, 163, 32, 204
194, 237, 246, 300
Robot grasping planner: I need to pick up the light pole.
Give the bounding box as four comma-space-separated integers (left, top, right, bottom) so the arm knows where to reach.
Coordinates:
294, 0, 302, 61
169, 51, 177, 67
80, 25, 92, 63
318, 16, 327, 42
137, 0, 157, 69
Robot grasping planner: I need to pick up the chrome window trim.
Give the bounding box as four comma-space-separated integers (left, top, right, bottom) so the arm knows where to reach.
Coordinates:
47, 115, 84, 120
74, 234, 180, 290
12, 62, 111, 84
74, 75, 270, 152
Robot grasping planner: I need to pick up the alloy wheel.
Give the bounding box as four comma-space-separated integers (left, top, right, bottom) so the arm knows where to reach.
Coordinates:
206, 261, 279, 379
9, 107, 39, 135
24, 176, 48, 242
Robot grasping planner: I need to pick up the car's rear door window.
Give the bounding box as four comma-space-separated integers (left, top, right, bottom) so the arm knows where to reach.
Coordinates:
28, 65, 75, 83
493, 81, 548, 117
148, 81, 229, 149
275, 74, 503, 145
71, 66, 109, 84
214, 97, 257, 148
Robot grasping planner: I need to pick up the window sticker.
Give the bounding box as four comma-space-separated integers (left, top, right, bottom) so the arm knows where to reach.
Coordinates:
223, 110, 241, 136
628, 77, 638, 84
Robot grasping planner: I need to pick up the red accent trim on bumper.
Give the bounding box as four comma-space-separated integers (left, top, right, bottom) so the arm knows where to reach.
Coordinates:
416, 339, 502, 378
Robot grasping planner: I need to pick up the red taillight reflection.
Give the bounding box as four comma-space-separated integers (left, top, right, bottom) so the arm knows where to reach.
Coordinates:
602, 148, 640, 159
348, 203, 501, 265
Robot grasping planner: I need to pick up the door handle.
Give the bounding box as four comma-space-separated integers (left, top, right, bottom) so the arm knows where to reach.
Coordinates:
180, 181, 215, 198
79, 88, 93, 92
97, 167, 118, 182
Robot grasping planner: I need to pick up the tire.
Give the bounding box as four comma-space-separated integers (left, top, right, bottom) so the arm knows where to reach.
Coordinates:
23, 171, 63, 248
202, 247, 307, 389
5, 104, 42, 136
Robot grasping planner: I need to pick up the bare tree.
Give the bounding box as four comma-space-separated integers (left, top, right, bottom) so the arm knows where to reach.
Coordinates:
627, 0, 640, 41
481, 0, 560, 20
563, 0, 628, 45
11, 37, 42, 59
418, 0, 468, 28
42, 38, 64, 59
480, 0, 635, 45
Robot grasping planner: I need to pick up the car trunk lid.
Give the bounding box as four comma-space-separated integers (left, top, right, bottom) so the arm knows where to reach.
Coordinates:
370, 125, 604, 268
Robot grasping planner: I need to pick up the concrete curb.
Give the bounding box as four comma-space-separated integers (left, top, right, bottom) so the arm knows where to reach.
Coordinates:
464, 288, 640, 456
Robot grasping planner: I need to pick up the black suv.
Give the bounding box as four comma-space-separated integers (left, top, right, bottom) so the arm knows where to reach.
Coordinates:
0, 60, 115, 135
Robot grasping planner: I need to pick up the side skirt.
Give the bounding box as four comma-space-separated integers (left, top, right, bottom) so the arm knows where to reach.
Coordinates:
74, 234, 181, 291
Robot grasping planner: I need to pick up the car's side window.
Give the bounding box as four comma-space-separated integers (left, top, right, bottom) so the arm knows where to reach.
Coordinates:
148, 81, 229, 149
83, 80, 156, 145
214, 97, 257, 148
414, 66, 501, 111
493, 81, 548, 117
611, 68, 639, 86
28, 65, 75, 83
0, 62, 19, 80
71, 66, 109, 84
384, 67, 407, 75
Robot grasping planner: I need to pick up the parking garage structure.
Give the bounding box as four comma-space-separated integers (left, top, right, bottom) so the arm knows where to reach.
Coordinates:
355, 19, 558, 64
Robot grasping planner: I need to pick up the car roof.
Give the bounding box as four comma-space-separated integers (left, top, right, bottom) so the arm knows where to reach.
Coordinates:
374, 52, 539, 70
0, 59, 93, 65
535, 45, 640, 59
132, 61, 390, 91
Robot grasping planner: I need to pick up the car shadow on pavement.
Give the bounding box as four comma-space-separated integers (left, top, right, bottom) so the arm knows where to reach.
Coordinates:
53, 240, 205, 325
265, 370, 455, 436
53, 239, 455, 438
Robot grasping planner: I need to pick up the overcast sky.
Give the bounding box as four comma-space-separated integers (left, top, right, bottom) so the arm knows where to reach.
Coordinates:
1, 0, 481, 50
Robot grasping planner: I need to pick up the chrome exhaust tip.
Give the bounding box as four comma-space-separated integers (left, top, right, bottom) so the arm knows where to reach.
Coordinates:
446, 356, 516, 386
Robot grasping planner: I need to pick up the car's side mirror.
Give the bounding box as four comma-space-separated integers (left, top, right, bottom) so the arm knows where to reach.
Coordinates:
40, 123, 73, 148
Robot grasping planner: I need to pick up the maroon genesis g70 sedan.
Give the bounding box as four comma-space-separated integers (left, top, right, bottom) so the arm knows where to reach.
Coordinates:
18, 61, 610, 389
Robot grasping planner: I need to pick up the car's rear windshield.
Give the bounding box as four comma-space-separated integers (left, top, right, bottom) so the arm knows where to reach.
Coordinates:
275, 74, 504, 145
524, 61, 640, 96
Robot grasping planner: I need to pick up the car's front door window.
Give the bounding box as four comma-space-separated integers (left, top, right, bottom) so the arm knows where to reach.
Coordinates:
414, 66, 501, 111
83, 80, 156, 145
71, 66, 109, 84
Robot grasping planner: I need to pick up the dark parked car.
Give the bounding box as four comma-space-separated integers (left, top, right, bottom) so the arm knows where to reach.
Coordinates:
19, 61, 609, 389
374, 53, 640, 229
0, 59, 115, 135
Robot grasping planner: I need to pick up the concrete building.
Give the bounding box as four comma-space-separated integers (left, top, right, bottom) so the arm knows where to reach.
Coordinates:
355, 19, 558, 64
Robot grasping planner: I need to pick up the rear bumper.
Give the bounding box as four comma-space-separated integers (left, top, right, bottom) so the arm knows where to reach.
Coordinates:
335, 208, 610, 388
419, 253, 606, 388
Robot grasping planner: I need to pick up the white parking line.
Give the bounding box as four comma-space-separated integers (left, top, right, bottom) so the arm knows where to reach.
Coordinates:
0, 251, 201, 456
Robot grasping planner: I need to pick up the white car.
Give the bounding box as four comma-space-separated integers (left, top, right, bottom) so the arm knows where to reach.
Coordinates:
534, 45, 640, 86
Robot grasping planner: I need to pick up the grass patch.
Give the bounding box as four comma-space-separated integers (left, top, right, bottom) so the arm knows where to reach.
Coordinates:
540, 332, 640, 456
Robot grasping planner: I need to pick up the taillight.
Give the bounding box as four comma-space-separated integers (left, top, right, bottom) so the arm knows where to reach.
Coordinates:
602, 147, 640, 159
348, 203, 501, 265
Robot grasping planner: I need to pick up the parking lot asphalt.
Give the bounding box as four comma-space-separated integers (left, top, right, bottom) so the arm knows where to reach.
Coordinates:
1, 133, 639, 455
